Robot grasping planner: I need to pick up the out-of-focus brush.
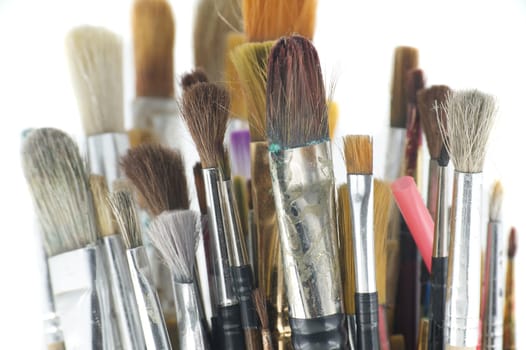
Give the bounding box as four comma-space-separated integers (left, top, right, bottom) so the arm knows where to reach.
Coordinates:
254, 288, 274, 350
225, 32, 249, 122
503, 228, 516, 350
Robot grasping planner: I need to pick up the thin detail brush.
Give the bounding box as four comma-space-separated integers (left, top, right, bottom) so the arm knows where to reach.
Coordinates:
503, 228, 516, 350
254, 289, 273, 350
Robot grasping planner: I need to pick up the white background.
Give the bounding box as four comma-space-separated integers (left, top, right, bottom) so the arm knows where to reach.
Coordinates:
0, 0, 524, 348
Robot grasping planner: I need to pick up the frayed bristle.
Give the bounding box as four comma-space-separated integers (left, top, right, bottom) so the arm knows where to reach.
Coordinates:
405, 69, 425, 104
22, 128, 97, 256
343, 135, 373, 175
441, 90, 497, 172
128, 128, 159, 148
231, 41, 273, 141
328, 100, 339, 139
508, 227, 517, 258
489, 181, 503, 221
390, 46, 419, 128
267, 36, 328, 148
230, 129, 251, 179
181, 82, 230, 169
121, 144, 189, 216
374, 179, 391, 305
89, 175, 117, 237
148, 210, 200, 283
417, 85, 451, 160
338, 184, 355, 314
193, 163, 207, 215
224, 32, 248, 119
242, 0, 318, 42
181, 69, 209, 92
109, 189, 142, 249
65, 26, 124, 135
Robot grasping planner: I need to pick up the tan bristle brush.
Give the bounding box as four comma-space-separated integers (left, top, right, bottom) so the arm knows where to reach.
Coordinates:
22, 128, 113, 350
224, 32, 248, 121
328, 100, 340, 140
503, 227, 517, 350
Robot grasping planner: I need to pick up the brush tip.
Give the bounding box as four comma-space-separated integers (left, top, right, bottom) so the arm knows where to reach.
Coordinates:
390, 46, 419, 128
109, 188, 143, 249
343, 135, 373, 174
417, 85, 451, 159
181, 68, 209, 91
489, 180, 503, 221
508, 227, 517, 258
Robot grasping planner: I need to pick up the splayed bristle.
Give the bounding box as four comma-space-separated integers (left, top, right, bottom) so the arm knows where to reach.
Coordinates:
242, 0, 318, 42
390, 46, 419, 128
405, 69, 425, 104
193, 163, 207, 215
224, 32, 248, 119
180, 69, 209, 92
127, 128, 159, 148
343, 135, 373, 175
181, 82, 230, 169
65, 26, 124, 135
267, 36, 328, 149
374, 179, 391, 305
338, 184, 355, 314
508, 227, 517, 258
230, 130, 251, 179
328, 100, 339, 139
440, 90, 497, 172
417, 85, 451, 160
22, 128, 97, 256
109, 189, 142, 249
89, 175, 117, 237
121, 144, 189, 216
253, 288, 269, 329
489, 181, 503, 221
148, 210, 200, 283
231, 41, 274, 141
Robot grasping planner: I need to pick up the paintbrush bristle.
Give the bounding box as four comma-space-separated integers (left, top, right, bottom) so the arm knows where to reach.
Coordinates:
181, 82, 230, 169
417, 85, 451, 160
390, 46, 419, 128
65, 26, 124, 136
193, 163, 207, 215
22, 128, 97, 256
489, 180, 503, 221
224, 32, 248, 119
231, 41, 274, 141
253, 288, 269, 329
374, 179, 391, 305
121, 144, 189, 216
338, 184, 355, 314
328, 100, 339, 139
508, 227, 517, 259
267, 35, 328, 149
441, 90, 497, 173
343, 135, 373, 175
181, 69, 209, 92
132, 0, 175, 97
109, 188, 143, 249
89, 175, 117, 237
242, 0, 318, 42
230, 129, 251, 179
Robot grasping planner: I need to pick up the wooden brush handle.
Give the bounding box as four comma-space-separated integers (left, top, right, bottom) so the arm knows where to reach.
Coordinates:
47, 342, 66, 350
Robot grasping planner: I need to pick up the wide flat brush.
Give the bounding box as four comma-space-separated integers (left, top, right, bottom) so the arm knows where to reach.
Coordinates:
503, 228, 516, 350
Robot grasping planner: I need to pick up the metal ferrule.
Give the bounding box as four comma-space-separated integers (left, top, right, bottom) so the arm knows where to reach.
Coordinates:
432, 165, 449, 258
269, 141, 343, 319
483, 220, 505, 349
172, 279, 211, 350
126, 246, 172, 350
347, 174, 376, 294
445, 171, 483, 347
102, 235, 145, 350
48, 245, 113, 350
86, 133, 129, 188
42, 252, 65, 346
385, 128, 406, 181
202, 168, 238, 307
427, 159, 440, 220
194, 217, 214, 330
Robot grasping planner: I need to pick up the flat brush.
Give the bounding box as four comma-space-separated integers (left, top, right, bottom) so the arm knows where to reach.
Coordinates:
267, 36, 346, 349
503, 228, 516, 350
22, 128, 113, 350
441, 90, 497, 350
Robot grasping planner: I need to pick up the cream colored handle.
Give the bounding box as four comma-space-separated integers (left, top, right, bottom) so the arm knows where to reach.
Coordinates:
47, 342, 66, 350
446, 346, 476, 350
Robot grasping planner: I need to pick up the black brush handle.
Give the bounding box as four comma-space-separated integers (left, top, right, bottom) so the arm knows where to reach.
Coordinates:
355, 292, 380, 350
232, 265, 260, 329
289, 313, 348, 350
218, 304, 246, 350
428, 256, 447, 350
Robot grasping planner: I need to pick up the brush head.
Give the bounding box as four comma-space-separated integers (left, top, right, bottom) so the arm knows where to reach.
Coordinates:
343, 135, 373, 175
337, 184, 355, 314
89, 175, 117, 237
242, 0, 318, 42
180, 69, 209, 92
224, 32, 248, 119
65, 25, 124, 136
181, 81, 230, 169
121, 144, 189, 216
253, 288, 269, 329
193, 163, 207, 215
22, 128, 97, 256
109, 188, 142, 249
374, 179, 391, 305
148, 210, 200, 283
489, 181, 503, 221
231, 41, 274, 142
441, 90, 497, 173
390, 46, 419, 128
508, 227, 517, 259
417, 85, 450, 160
405, 69, 425, 104
267, 35, 328, 149
132, 0, 175, 97
230, 129, 251, 179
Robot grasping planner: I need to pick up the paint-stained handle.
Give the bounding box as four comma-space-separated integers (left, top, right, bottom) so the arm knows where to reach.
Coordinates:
289, 313, 348, 350
355, 292, 380, 350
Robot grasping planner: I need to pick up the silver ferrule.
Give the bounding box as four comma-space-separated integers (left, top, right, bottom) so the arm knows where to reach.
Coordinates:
194, 219, 214, 329
48, 245, 113, 350
172, 279, 211, 350
269, 141, 343, 319
482, 220, 505, 349
102, 235, 145, 350
433, 165, 449, 257
132, 97, 181, 149
86, 133, 129, 188
41, 249, 64, 346
385, 128, 406, 181
427, 159, 440, 220
347, 174, 376, 293
220, 178, 249, 267
445, 171, 483, 347
126, 246, 172, 350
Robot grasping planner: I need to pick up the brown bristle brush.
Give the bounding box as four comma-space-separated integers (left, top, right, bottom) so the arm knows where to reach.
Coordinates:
504, 227, 517, 350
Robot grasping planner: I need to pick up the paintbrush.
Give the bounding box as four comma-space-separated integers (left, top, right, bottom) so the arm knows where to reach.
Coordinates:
22, 128, 113, 349
225, 32, 249, 123
503, 228, 516, 350
328, 101, 340, 140
267, 35, 346, 348
254, 289, 274, 350
148, 210, 211, 349
482, 181, 505, 349
417, 319, 430, 350
440, 90, 497, 350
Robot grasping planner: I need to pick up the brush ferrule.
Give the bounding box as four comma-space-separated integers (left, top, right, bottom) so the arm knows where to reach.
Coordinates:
385, 128, 406, 181
347, 174, 376, 294
48, 245, 113, 350
427, 159, 440, 220
41, 254, 65, 346
445, 171, 482, 347
482, 220, 505, 349
87, 133, 129, 188
202, 168, 238, 307
102, 235, 145, 350
126, 246, 172, 350
172, 279, 211, 350
433, 165, 449, 258
269, 141, 343, 319
195, 216, 214, 330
